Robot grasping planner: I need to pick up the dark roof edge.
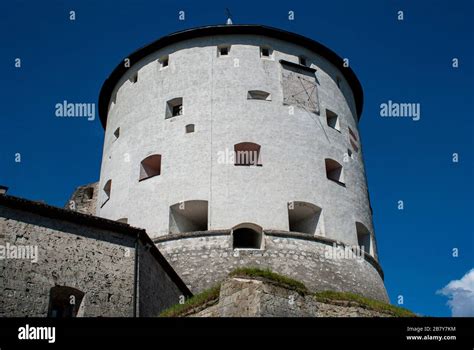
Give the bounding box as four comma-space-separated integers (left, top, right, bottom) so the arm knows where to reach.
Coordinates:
98, 24, 363, 128
0, 194, 192, 297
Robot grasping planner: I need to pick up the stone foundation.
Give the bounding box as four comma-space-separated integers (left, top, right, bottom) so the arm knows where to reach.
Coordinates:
155, 230, 388, 302
187, 277, 396, 317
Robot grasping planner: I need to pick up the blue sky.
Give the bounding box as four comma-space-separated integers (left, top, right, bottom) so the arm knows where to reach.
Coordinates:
0, 0, 472, 316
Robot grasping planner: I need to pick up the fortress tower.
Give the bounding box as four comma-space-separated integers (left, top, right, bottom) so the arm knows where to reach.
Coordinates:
97, 25, 388, 302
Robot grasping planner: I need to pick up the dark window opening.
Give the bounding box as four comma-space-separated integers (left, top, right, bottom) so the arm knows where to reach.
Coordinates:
325, 159, 345, 185
233, 225, 262, 249
160, 56, 169, 68
185, 124, 195, 133
356, 222, 371, 255
326, 109, 340, 131
139, 154, 161, 181
166, 98, 183, 119
218, 45, 230, 56
172, 105, 182, 116
234, 142, 262, 166
288, 201, 323, 235
247, 90, 271, 101
102, 180, 112, 206
169, 200, 208, 234
47, 286, 84, 318
260, 47, 271, 58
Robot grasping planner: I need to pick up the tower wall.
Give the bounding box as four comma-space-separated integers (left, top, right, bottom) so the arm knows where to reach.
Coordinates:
98, 35, 372, 245
96, 27, 386, 300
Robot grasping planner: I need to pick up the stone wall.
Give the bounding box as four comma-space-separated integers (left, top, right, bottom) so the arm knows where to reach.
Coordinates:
65, 182, 98, 215
156, 231, 388, 302
1, 204, 135, 317
0, 195, 190, 317
189, 277, 394, 317
137, 240, 186, 317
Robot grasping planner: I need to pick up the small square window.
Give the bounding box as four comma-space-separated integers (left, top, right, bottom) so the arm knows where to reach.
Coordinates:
260, 47, 272, 58
166, 97, 183, 119
185, 124, 195, 133
218, 45, 230, 56
130, 73, 137, 83
160, 56, 169, 69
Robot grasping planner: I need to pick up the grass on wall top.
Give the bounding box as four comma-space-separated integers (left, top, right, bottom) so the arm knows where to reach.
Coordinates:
159, 267, 416, 317
159, 284, 221, 317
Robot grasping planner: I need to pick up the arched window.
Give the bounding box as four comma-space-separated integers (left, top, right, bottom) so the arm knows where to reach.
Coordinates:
325, 159, 344, 185
288, 201, 324, 236
139, 154, 161, 181
247, 90, 271, 101
234, 142, 262, 166
169, 200, 208, 234
232, 223, 263, 249
47, 286, 85, 318
356, 222, 372, 255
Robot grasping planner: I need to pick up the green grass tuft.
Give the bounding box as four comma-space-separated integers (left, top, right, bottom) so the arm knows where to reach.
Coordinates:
313, 290, 416, 317
159, 284, 221, 317
229, 267, 308, 294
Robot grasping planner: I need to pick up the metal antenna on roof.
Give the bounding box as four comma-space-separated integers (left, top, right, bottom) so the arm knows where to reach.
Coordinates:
225, 8, 233, 25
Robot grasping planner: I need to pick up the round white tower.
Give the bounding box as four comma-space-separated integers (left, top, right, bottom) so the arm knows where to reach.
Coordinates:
97, 25, 388, 301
